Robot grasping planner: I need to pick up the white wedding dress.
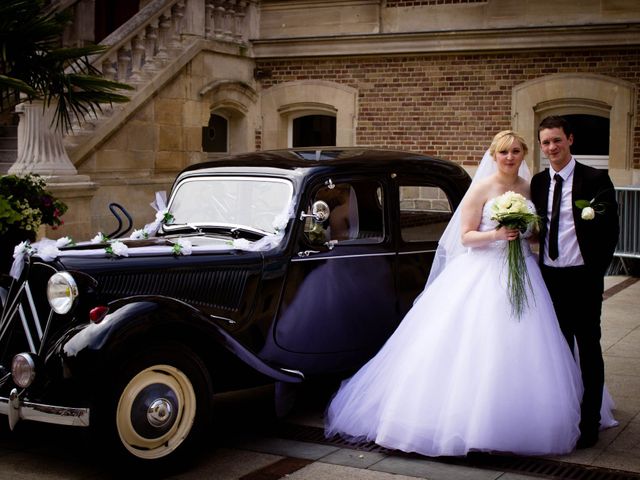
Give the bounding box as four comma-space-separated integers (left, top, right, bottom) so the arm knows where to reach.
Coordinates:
325, 197, 613, 457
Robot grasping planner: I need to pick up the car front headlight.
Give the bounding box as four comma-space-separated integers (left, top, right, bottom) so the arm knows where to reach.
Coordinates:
12, 353, 36, 388
47, 271, 79, 314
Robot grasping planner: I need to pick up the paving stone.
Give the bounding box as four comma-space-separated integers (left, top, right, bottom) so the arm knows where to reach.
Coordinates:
236, 436, 340, 460
370, 455, 503, 480
286, 462, 421, 479
167, 448, 284, 480
319, 447, 389, 468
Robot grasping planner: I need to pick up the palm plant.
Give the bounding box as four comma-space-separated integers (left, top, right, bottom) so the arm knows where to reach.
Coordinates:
0, 0, 133, 132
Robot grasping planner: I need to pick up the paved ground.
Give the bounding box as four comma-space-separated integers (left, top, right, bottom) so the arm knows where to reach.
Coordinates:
0, 275, 638, 479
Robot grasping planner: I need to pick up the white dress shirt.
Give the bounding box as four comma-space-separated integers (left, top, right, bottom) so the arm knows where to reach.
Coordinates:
543, 158, 585, 267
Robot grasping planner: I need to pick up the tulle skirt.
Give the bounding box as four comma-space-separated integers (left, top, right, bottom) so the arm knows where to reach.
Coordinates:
325, 244, 591, 456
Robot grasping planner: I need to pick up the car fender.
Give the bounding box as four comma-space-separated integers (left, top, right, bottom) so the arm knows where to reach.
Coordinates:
61, 295, 304, 384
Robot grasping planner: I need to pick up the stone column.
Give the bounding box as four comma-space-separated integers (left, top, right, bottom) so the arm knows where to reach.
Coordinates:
11, 101, 80, 177
9, 100, 97, 241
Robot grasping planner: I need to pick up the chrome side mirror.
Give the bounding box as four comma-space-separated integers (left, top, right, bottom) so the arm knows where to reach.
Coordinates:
300, 200, 331, 222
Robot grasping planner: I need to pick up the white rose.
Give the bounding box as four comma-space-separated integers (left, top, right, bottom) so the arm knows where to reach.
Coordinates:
232, 238, 251, 250
91, 232, 107, 244
56, 236, 73, 248
581, 206, 596, 220
176, 238, 192, 255
110, 241, 129, 257
129, 229, 146, 240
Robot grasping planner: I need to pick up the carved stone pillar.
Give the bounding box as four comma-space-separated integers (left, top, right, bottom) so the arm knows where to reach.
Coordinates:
9, 100, 97, 241
11, 101, 79, 177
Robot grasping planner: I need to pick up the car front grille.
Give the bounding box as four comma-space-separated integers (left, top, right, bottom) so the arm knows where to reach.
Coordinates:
96, 267, 249, 312
0, 262, 58, 384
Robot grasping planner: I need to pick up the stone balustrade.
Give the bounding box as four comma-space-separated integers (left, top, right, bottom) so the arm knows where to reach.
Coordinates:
95, 0, 252, 86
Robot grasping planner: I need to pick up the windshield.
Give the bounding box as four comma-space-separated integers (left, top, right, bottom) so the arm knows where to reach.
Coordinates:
167, 176, 294, 234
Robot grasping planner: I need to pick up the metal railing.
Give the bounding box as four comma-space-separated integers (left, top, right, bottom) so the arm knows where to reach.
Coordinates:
614, 186, 640, 274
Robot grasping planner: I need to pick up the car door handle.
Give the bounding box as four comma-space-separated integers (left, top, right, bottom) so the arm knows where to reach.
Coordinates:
297, 250, 320, 257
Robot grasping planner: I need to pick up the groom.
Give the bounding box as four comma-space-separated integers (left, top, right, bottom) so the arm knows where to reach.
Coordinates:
531, 115, 619, 449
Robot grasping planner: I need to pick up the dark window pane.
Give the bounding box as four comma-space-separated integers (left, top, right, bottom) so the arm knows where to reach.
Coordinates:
399, 186, 452, 243
292, 115, 336, 147
563, 114, 609, 155
202, 114, 228, 152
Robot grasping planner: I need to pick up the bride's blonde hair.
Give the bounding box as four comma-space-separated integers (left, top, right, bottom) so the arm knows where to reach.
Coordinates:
489, 130, 528, 158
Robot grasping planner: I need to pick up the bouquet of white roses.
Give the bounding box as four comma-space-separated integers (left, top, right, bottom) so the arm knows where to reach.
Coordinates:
491, 191, 540, 319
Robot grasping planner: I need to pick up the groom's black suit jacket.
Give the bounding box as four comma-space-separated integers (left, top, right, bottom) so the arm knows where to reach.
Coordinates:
530, 161, 619, 277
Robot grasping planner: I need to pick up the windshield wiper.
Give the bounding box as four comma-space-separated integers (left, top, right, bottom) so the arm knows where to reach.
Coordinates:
163, 222, 269, 240
229, 225, 269, 239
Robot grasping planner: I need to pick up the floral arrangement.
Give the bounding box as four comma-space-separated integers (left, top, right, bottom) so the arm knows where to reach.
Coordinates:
491, 191, 540, 319
0, 174, 68, 236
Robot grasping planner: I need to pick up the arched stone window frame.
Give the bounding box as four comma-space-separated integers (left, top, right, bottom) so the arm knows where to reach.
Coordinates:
199, 80, 258, 155
280, 103, 338, 147
203, 111, 230, 153
512, 73, 636, 185
261, 80, 357, 149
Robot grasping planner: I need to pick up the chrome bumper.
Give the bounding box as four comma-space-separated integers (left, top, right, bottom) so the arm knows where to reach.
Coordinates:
0, 388, 89, 429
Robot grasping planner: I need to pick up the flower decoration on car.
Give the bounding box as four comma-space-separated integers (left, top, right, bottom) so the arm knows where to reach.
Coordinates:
140, 191, 173, 237
91, 232, 110, 244
129, 228, 150, 240
155, 208, 174, 225
56, 236, 75, 248
171, 238, 192, 256
105, 240, 129, 257
13, 241, 35, 260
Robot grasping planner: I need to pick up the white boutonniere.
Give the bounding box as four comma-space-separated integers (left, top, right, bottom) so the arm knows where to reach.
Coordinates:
575, 189, 612, 221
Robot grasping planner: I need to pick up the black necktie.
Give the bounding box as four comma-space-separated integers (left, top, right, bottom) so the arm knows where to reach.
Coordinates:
548, 174, 563, 260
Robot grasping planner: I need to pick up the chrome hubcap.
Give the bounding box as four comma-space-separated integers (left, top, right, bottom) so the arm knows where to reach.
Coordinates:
147, 398, 174, 428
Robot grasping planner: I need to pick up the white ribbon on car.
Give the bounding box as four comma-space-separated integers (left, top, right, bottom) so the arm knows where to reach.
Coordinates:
7, 193, 297, 278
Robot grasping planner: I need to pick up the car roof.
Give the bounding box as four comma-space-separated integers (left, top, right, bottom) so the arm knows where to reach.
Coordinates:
179, 148, 464, 177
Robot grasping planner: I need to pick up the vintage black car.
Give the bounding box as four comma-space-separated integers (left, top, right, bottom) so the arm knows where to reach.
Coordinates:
0, 148, 470, 463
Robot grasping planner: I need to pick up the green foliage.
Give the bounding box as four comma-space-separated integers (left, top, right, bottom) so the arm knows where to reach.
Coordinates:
0, 174, 68, 235
0, 0, 133, 132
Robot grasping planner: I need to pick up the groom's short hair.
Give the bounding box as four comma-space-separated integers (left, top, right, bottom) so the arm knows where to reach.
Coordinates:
538, 116, 573, 140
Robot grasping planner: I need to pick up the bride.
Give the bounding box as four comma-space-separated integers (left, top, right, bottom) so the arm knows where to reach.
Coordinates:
324, 130, 615, 457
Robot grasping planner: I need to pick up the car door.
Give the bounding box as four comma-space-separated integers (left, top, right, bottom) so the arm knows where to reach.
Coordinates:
394, 177, 455, 316
265, 174, 400, 374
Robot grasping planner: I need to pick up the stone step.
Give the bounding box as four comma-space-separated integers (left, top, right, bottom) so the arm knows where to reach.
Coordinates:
0, 125, 17, 173
0, 124, 17, 137
0, 136, 17, 149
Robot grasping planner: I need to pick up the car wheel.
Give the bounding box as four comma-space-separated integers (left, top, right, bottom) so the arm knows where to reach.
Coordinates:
95, 343, 213, 463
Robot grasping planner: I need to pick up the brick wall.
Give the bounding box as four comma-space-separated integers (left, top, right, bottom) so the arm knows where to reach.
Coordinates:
256, 48, 640, 169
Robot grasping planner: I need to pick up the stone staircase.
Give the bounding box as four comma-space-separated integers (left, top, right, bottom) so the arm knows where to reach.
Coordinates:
62, 0, 254, 166
2, 0, 255, 174
0, 125, 17, 174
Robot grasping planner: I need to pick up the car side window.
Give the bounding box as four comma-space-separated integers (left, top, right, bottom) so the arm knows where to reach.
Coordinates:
399, 185, 452, 243
304, 180, 384, 245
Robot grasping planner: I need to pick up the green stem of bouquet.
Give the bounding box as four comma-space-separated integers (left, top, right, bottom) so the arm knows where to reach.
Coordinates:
505, 239, 533, 319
